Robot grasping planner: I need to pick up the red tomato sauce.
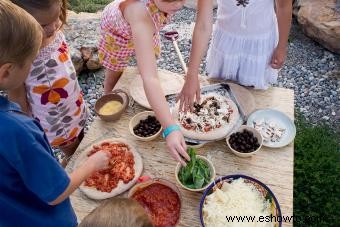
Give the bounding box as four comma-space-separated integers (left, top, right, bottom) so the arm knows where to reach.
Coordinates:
132, 183, 181, 227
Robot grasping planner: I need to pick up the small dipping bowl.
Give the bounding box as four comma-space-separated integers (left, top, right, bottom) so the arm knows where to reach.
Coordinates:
226, 125, 263, 158
129, 111, 162, 141
94, 89, 129, 122
175, 155, 216, 192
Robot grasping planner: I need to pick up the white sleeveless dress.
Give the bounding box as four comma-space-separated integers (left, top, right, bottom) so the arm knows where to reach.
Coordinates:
207, 0, 279, 89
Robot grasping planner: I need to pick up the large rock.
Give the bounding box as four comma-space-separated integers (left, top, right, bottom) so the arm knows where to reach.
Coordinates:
70, 46, 84, 74
294, 0, 340, 54
84, 48, 101, 70
64, 11, 102, 74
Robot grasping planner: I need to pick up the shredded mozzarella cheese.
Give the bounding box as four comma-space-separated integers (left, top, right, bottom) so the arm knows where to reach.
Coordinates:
203, 178, 274, 227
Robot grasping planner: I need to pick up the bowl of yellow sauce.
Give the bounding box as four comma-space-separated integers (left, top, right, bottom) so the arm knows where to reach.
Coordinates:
99, 101, 122, 115
95, 89, 129, 121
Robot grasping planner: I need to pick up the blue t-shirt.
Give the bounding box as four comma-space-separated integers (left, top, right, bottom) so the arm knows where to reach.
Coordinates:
0, 96, 77, 227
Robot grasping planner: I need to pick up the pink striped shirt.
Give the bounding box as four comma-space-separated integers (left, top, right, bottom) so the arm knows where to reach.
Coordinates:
98, 0, 171, 71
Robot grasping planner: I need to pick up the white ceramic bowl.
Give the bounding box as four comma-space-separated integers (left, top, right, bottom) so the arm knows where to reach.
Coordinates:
129, 111, 162, 141
175, 155, 216, 192
226, 125, 263, 158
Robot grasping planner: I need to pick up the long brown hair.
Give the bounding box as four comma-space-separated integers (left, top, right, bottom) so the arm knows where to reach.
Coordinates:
11, 0, 68, 24
79, 198, 153, 227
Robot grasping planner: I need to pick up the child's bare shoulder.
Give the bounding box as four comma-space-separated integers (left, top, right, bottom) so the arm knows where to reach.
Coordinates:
122, 0, 149, 23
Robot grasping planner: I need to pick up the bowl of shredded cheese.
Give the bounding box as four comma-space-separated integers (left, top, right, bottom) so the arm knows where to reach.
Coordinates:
95, 89, 129, 121
200, 175, 282, 227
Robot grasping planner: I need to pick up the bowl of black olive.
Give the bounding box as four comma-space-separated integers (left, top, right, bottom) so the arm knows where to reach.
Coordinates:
129, 111, 162, 141
226, 125, 263, 158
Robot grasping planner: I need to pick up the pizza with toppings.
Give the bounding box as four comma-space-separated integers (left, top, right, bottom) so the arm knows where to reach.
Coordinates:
172, 94, 240, 141
75, 139, 143, 200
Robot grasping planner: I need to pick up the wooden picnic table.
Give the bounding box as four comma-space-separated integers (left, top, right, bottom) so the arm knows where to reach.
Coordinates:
66, 67, 294, 226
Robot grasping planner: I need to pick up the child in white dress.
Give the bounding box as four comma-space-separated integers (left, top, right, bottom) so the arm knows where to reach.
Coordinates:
178, 0, 292, 111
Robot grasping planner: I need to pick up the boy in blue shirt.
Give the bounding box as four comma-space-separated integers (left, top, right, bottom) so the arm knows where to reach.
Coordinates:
0, 1, 112, 226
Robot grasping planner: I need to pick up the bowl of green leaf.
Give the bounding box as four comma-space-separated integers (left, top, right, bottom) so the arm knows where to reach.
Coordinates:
175, 148, 216, 192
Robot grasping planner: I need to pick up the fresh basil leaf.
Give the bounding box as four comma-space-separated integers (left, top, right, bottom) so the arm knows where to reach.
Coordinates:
180, 166, 191, 183
178, 148, 211, 189
194, 174, 205, 188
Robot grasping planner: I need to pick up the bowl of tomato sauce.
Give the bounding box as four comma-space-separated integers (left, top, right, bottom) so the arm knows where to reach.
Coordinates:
128, 178, 181, 227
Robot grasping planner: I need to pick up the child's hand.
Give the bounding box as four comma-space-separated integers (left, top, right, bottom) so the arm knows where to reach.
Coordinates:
165, 131, 190, 166
270, 46, 287, 69
177, 76, 201, 112
86, 151, 112, 172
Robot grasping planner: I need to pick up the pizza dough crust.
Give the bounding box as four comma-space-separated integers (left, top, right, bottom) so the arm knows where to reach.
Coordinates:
74, 138, 143, 200
129, 71, 184, 109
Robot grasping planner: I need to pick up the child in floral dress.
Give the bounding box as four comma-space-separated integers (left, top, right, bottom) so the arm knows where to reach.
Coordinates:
9, 0, 88, 165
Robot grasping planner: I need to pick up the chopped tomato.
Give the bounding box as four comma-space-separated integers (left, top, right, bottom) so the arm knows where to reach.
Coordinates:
84, 143, 135, 192
204, 125, 212, 132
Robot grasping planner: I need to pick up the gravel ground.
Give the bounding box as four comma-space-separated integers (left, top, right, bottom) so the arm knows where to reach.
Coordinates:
76, 7, 339, 131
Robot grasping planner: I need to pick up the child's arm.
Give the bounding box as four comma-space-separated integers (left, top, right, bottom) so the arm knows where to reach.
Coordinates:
7, 84, 30, 114
271, 0, 292, 69
49, 151, 111, 205
3, 121, 111, 207
124, 2, 190, 165
177, 0, 214, 112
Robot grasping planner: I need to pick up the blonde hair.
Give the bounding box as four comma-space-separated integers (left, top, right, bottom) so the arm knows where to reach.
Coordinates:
79, 198, 153, 227
0, 0, 42, 65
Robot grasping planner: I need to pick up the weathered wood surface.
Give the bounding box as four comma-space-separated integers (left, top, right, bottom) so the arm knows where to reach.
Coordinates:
66, 67, 294, 226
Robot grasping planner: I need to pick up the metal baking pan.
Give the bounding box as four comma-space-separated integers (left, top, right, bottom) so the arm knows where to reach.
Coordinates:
166, 83, 247, 144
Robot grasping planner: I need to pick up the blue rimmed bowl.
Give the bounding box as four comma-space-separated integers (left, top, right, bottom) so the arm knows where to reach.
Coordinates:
199, 174, 282, 227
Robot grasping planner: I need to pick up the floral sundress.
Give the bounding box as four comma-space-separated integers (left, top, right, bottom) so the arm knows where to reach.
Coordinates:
26, 31, 88, 148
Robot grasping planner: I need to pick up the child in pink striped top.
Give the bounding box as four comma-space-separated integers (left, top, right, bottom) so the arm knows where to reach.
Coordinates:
99, 0, 190, 165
